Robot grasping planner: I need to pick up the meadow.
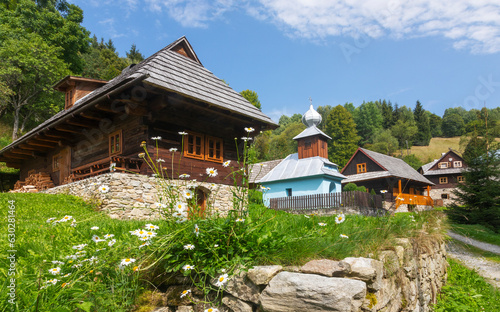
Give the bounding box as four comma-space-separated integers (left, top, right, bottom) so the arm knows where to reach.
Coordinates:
0, 192, 440, 311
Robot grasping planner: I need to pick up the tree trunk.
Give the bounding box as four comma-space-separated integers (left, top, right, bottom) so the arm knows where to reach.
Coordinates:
12, 105, 20, 141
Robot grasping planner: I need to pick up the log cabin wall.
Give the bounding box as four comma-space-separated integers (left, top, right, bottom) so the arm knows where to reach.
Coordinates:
342, 152, 385, 176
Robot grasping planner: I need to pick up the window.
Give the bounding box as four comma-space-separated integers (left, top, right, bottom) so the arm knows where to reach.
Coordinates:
286, 188, 292, 197
438, 162, 449, 169
183, 132, 223, 163
53, 154, 61, 172
357, 163, 367, 174
453, 161, 462, 168
65, 86, 75, 109
457, 176, 465, 183
441, 193, 449, 199
109, 130, 122, 156
439, 177, 448, 184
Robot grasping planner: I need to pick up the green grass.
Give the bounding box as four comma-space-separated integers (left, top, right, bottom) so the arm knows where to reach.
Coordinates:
451, 223, 500, 247
0, 193, 444, 311
434, 258, 500, 312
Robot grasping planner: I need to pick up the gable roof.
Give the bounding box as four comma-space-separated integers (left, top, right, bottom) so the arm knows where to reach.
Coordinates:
248, 159, 284, 184
0, 36, 277, 158
258, 153, 345, 183
342, 148, 433, 185
420, 149, 465, 175
293, 125, 332, 140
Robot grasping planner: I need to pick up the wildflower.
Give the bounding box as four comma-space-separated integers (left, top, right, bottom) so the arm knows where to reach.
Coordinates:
222, 160, 231, 167
139, 242, 150, 248
178, 131, 188, 135
63, 273, 71, 278
104, 234, 115, 239
139, 236, 151, 241
140, 141, 147, 147
108, 239, 116, 247
72, 244, 87, 250
304, 215, 310, 218
99, 185, 109, 193
186, 182, 197, 189
318, 223, 327, 226
214, 244, 219, 247
156, 202, 167, 209
194, 224, 200, 237
183, 190, 193, 199
65, 255, 77, 260
151, 136, 162, 140
46, 279, 58, 285
49, 267, 61, 275
235, 218, 245, 222
175, 202, 187, 212
96, 248, 106, 252
340, 234, 349, 239
156, 158, 165, 163
206, 167, 218, 177
244, 127, 255, 133
180, 289, 191, 298
335, 214, 346, 224
204, 308, 219, 312
51, 260, 64, 265
75, 251, 86, 257
71, 221, 77, 227
173, 211, 188, 219
221, 269, 226, 273
380, 190, 387, 194
184, 244, 195, 250
60, 215, 73, 222
145, 223, 159, 230
179, 173, 190, 179
241, 137, 252, 141
90, 226, 99, 230
46, 217, 56, 223
130, 229, 148, 237
120, 258, 136, 268
169, 147, 178, 152
133, 266, 139, 272
110, 162, 116, 172
145, 231, 157, 238
72, 264, 82, 268
138, 153, 146, 158
182, 264, 195, 271
215, 273, 229, 287
92, 235, 106, 243
176, 217, 188, 223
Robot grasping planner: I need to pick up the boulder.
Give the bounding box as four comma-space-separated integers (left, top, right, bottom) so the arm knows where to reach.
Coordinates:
222, 295, 253, 312
260, 272, 366, 312
247, 265, 283, 285
301, 259, 351, 277
343, 257, 383, 291
224, 271, 260, 304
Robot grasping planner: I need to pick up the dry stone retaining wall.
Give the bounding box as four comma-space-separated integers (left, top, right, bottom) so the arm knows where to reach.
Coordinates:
43, 172, 235, 219
153, 237, 447, 312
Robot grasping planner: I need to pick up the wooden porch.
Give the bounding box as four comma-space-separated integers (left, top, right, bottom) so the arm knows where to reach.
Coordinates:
394, 180, 433, 209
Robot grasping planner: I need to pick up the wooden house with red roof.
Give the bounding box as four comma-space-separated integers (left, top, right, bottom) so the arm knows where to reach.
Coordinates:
0, 37, 277, 191
341, 148, 434, 210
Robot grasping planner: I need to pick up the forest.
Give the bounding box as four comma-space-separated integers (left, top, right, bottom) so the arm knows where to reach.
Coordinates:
1, 0, 499, 172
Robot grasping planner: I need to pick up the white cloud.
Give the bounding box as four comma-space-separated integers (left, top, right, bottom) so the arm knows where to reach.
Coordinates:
98, 18, 125, 39
252, 0, 500, 54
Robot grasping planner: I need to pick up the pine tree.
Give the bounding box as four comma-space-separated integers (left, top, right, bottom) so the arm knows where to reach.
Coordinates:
324, 105, 360, 168
413, 101, 431, 146
126, 43, 144, 64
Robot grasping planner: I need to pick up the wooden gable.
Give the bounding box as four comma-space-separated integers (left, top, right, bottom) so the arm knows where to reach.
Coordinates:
429, 150, 465, 171
341, 148, 387, 175
167, 37, 201, 65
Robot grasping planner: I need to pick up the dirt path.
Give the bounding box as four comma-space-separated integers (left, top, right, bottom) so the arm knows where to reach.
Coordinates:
446, 231, 500, 289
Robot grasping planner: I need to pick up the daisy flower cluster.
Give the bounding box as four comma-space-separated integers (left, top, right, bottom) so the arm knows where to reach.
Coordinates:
47, 215, 77, 227
173, 202, 188, 223
129, 223, 160, 248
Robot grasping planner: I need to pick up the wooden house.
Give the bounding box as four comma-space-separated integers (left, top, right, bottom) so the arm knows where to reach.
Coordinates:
258, 105, 346, 207
0, 37, 277, 192
341, 148, 434, 210
419, 149, 466, 205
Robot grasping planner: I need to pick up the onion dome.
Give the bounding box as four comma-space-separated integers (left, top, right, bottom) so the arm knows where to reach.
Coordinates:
302, 104, 322, 127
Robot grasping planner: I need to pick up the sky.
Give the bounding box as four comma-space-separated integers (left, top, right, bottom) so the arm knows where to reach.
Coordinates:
70, 0, 500, 122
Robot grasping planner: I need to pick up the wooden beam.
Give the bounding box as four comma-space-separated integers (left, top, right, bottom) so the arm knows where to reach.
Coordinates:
35, 135, 60, 143
54, 125, 82, 134
125, 103, 149, 116
26, 140, 56, 148
66, 118, 98, 128
10, 149, 34, 156
43, 131, 68, 139
80, 110, 113, 121
3, 152, 31, 159
95, 102, 125, 114
19, 143, 49, 151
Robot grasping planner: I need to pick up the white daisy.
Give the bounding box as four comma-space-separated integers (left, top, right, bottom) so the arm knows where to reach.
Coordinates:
92, 235, 106, 243
145, 224, 159, 230
60, 215, 73, 222
63, 273, 71, 278
304, 215, 310, 218
173, 211, 188, 219
204, 308, 218, 312
110, 162, 116, 172
169, 148, 178, 152
139, 242, 150, 248
49, 267, 61, 275
145, 231, 157, 238
184, 244, 195, 250
46, 279, 58, 285
235, 218, 245, 222
46, 217, 56, 223
178, 131, 188, 135
180, 289, 191, 298
206, 167, 218, 177
179, 173, 190, 179
340, 234, 349, 238
104, 234, 115, 239
156, 158, 165, 163
120, 258, 136, 267
156, 202, 167, 209
318, 223, 327, 227
72, 244, 87, 251
108, 239, 116, 247
71, 221, 77, 227
222, 160, 231, 167
176, 217, 188, 223
175, 202, 187, 212
183, 190, 193, 199
335, 214, 346, 224
90, 226, 99, 230
151, 136, 162, 140
182, 264, 195, 271
51, 260, 64, 265
194, 224, 200, 237
99, 185, 109, 193
214, 244, 219, 248
244, 127, 255, 133
215, 273, 229, 287
241, 137, 252, 141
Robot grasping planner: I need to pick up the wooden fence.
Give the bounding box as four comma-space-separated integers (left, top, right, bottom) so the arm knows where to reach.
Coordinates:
269, 191, 384, 215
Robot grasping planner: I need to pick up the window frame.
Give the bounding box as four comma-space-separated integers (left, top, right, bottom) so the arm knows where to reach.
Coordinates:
286, 188, 292, 197
357, 163, 367, 174
109, 130, 123, 156
457, 176, 465, 183
183, 132, 224, 163
438, 162, 449, 169
439, 176, 448, 184
453, 161, 462, 168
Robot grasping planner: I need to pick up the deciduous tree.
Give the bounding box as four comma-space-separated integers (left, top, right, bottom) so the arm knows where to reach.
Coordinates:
324, 105, 360, 168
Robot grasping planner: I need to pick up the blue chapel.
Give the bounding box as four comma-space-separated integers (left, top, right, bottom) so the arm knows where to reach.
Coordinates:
258, 105, 346, 206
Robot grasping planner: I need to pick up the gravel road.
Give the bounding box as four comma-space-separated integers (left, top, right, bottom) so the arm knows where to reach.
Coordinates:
446, 231, 500, 289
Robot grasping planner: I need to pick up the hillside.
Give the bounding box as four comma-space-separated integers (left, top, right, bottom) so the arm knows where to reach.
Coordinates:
409, 137, 462, 164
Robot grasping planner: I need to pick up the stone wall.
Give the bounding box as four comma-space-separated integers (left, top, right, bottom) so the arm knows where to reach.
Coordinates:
43, 172, 236, 219
427, 188, 458, 207
151, 236, 448, 312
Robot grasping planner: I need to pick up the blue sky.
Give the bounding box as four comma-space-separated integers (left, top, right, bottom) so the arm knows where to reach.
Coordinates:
71, 0, 500, 122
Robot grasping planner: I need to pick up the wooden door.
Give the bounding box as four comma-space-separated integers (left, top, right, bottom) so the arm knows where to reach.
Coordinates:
59, 147, 71, 184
